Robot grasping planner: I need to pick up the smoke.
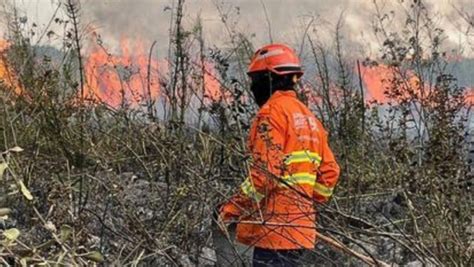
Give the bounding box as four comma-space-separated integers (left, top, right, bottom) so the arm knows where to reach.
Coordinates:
78, 0, 473, 58
82, 0, 171, 45
1, 0, 472, 58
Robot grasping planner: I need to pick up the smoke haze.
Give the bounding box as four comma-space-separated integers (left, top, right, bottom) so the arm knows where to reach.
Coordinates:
1, 0, 472, 58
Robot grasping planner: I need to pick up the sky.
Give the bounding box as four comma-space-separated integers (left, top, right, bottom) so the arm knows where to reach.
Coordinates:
0, 0, 472, 59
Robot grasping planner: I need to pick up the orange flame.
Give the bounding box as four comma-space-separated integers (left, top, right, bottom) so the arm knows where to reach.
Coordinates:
0, 40, 22, 95
83, 37, 230, 109
359, 64, 391, 103
466, 87, 474, 105
360, 64, 473, 106
360, 64, 426, 104
202, 62, 226, 103
83, 37, 160, 108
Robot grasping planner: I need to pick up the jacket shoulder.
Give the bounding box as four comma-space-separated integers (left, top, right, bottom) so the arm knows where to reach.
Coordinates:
266, 94, 305, 116
272, 95, 328, 134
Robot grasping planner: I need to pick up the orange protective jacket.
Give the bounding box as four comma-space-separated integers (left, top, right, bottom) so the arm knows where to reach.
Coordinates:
221, 90, 340, 250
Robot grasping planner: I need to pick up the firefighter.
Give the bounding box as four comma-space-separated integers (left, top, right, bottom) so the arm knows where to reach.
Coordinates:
219, 43, 340, 266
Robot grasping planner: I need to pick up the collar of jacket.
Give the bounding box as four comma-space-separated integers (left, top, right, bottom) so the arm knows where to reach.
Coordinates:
269, 90, 297, 101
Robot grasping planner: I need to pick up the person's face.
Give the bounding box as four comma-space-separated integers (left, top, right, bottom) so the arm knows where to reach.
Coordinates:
249, 72, 273, 107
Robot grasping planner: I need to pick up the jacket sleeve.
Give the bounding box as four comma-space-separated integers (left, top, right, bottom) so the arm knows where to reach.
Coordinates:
313, 130, 340, 203
220, 107, 287, 220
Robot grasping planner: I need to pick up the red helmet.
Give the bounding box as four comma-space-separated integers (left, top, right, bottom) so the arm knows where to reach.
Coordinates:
247, 43, 303, 77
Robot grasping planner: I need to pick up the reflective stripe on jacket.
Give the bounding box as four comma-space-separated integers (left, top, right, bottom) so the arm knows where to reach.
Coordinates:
221, 90, 340, 250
